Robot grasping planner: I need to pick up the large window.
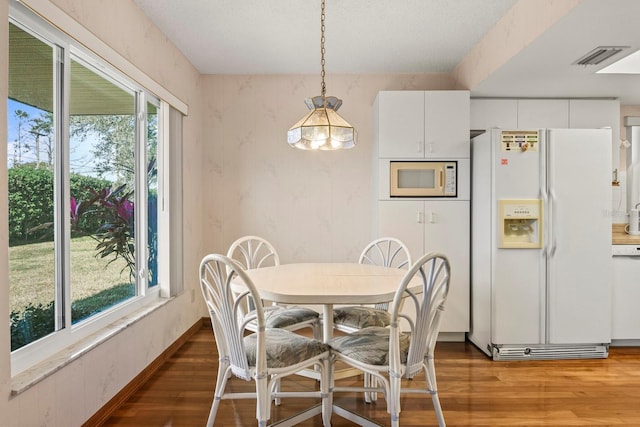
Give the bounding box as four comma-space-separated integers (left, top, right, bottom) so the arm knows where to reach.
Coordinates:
7, 8, 171, 374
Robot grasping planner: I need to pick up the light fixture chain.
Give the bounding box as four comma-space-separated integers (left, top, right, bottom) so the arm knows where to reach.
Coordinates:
320, 0, 326, 97
287, 0, 356, 149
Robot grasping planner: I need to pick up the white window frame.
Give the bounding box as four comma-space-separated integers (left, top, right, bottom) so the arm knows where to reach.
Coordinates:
9, 2, 172, 376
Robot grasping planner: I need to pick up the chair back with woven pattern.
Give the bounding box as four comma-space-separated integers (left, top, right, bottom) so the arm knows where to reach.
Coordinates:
227, 235, 280, 269
199, 253, 266, 380
389, 252, 450, 378
227, 236, 281, 314
359, 237, 412, 310
359, 237, 412, 269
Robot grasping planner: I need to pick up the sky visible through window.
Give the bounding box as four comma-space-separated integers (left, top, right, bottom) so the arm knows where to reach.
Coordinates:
7, 99, 41, 167
8, 98, 107, 179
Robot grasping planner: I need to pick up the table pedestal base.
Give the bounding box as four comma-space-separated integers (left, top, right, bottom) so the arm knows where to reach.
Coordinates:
268, 403, 384, 427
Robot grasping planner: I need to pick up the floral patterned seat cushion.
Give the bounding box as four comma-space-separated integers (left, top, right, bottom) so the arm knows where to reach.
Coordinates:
333, 306, 391, 329
244, 328, 330, 368
265, 306, 319, 329
328, 326, 410, 365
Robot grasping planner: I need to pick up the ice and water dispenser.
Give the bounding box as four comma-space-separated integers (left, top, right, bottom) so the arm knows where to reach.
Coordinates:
498, 199, 542, 248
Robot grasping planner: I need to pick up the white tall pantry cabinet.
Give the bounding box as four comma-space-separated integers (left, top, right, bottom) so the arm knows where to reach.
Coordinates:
373, 90, 470, 340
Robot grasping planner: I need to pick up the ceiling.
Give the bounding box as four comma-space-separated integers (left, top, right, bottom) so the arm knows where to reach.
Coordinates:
132, 0, 640, 105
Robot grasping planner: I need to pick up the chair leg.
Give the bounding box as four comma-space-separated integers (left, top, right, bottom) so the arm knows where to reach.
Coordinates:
431, 391, 446, 427
321, 358, 332, 427
426, 358, 445, 426
272, 376, 282, 406
206, 401, 218, 427
208, 364, 231, 426
256, 375, 270, 426
363, 373, 378, 403
370, 375, 378, 402
364, 372, 371, 403
389, 375, 401, 427
313, 320, 321, 341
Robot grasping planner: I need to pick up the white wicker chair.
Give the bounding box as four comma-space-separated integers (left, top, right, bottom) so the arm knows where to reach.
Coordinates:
199, 254, 332, 427
332, 237, 412, 403
333, 237, 412, 333
227, 236, 320, 337
330, 252, 451, 427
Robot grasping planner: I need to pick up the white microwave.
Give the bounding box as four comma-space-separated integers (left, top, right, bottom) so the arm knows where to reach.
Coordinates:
389, 161, 457, 197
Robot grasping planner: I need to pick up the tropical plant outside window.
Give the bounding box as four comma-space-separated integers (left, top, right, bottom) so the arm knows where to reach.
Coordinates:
8, 20, 160, 352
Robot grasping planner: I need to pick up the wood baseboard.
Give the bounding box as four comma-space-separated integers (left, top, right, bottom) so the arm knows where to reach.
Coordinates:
83, 318, 207, 426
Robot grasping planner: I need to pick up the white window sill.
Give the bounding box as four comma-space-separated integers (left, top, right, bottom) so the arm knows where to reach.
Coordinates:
10, 298, 171, 396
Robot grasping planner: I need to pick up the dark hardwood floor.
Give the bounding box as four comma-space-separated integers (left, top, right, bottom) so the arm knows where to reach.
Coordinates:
101, 326, 640, 426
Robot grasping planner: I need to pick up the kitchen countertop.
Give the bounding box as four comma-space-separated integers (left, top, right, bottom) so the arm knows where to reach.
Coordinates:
612, 223, 640, 245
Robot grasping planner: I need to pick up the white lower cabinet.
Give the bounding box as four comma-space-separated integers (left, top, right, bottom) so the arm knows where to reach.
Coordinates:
612, 256, 640, 342
378, 200, 470, 334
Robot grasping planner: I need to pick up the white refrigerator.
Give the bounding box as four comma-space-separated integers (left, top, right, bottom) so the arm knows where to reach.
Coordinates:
470, 128, 612, 360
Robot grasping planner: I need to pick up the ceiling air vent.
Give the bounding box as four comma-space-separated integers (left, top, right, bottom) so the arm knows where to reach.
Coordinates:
574, 46, 629, 66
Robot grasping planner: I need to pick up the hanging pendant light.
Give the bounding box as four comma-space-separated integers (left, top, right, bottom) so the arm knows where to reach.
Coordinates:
287, 0, 357, 150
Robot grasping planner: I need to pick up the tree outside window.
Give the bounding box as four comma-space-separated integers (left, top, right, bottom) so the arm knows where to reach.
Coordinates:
8, 22, 160, 351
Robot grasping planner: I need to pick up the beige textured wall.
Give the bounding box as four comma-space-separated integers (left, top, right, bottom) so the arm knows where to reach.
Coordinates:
201, 73, 457, 262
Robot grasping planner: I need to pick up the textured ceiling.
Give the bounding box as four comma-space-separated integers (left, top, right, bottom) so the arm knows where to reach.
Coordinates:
132, 0, 518, 75
132, 0, 640, 105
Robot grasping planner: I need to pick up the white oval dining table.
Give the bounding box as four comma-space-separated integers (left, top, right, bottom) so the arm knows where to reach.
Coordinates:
244, 262, 415, 343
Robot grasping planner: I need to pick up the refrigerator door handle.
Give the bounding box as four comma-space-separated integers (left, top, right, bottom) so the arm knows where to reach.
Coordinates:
549, 189, 557, 257
541, 130, 550, 255
545, 129, 557, 258
540, 186, 549, 256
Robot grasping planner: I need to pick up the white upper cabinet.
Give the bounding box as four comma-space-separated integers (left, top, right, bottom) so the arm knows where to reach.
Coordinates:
569, 99, 619, 135
471, 98, 619, 133
568, 99, 618, 126
376, 90, 470, 159
425, 91, 470, 158
376, 91, 425, 158
470, 99, 518, 129
469, 97, 620, 170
